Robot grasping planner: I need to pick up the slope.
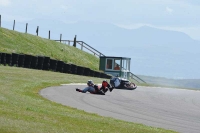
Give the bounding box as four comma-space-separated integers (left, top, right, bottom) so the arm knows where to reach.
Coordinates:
0, 27, 99, 71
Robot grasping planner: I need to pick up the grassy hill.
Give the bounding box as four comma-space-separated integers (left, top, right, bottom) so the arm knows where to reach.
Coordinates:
0, 27, 99, 71
0, 27, 178, 132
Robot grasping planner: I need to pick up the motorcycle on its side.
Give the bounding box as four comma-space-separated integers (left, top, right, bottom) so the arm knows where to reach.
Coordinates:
110, 77, 137, 90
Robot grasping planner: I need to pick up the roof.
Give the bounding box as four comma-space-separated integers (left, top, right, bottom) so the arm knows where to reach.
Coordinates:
100, 56, 131, 60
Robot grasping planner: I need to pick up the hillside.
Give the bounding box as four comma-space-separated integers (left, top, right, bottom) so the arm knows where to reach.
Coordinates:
15, 19, 200, 79
1, 26, 200, 89
3, 19, 200, 79
0, 27, 99, 71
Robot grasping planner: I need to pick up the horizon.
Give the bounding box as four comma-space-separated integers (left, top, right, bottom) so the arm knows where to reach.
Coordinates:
1, 0, 200, 40
0, 18, 196, 41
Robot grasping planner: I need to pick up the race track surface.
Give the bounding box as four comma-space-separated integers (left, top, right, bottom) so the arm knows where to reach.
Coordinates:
40, 84, 200, 133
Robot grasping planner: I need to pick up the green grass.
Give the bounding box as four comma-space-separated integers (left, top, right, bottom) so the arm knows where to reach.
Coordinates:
0, 27, 99, 71
0, 66, 176, 133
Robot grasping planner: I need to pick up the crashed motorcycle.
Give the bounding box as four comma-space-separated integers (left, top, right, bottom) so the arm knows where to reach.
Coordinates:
110, 77, 137, 90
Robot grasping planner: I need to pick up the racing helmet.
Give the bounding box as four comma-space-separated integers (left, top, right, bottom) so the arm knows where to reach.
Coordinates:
102, 80, 108, 88
87, 80, 94, 86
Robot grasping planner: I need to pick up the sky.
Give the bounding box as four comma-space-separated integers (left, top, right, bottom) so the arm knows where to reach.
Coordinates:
0, 0, 200, 40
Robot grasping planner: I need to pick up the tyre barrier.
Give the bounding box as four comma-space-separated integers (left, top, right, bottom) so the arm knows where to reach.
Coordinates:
76, 66, 85, 75
98, 72, 103, 78
0, 52, 112, 79
63, 63, 71, 73
101, 73, 108, 78
5, 53, 12, 66
24, 54, 32, 68
11, 53, 19, 66
71, 64, 77, 74
89, 69, 95, 77
30, 56, 38, 69
106, 75, 112, 79
56, 61, 64, 73
0, 53, 6, 65
83, 67, 90, 76
0, 53, 2, 64
42, 57, 50, 70
18, 54, 25, 67
100, 73, 104, 78
94, 71, 101, 78
49, 59, 57, 71
37, 56, 44, 70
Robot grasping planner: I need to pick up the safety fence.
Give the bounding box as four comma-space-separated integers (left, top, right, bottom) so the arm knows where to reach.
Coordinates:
0, 14, 103, 57
130, 72, 146, 83
0, 52, 112, 79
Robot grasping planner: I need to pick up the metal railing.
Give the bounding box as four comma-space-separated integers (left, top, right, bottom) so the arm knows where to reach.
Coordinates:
54, 40, 105, 57
130, 72, 146, 83
55, 39, 146, 83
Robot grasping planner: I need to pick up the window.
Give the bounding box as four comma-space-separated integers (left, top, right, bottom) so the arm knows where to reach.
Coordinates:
114, 59, 120, 70
122, 59, 129, 71
106, 58, 121, 71
106, 59, 113, 69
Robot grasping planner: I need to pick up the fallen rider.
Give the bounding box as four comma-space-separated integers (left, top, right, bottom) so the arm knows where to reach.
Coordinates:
76, 80, 114, 95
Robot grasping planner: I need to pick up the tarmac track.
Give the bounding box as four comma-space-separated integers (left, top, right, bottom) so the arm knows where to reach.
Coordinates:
40, 84, 200, 133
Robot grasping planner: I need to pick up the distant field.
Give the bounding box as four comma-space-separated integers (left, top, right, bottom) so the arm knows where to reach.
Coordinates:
137, 75, 200, 90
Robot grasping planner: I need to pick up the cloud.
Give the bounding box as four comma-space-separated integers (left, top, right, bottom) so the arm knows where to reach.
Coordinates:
181, 0, 200, 6
166, 7, 173, 13
1, 0, 200, 30
0, 0, 11, 6
60, 5, 69, 11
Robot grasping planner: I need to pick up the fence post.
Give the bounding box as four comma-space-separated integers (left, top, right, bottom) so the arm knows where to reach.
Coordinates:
36, 26, 39, 36
0, 15, 1, 27
81, 41, 83, 50
73, 35, 77, 47
49, 30, 50, 39
60, 34, 62, 43
25, 23, 28, 33
13, 20, 15, 30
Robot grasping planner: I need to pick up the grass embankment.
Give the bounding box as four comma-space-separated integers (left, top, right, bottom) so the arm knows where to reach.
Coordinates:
0, 66, 176, 133
0, 27, 99, 71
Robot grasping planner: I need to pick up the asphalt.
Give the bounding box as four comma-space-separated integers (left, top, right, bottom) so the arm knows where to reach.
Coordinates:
40, 84, 200, 133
